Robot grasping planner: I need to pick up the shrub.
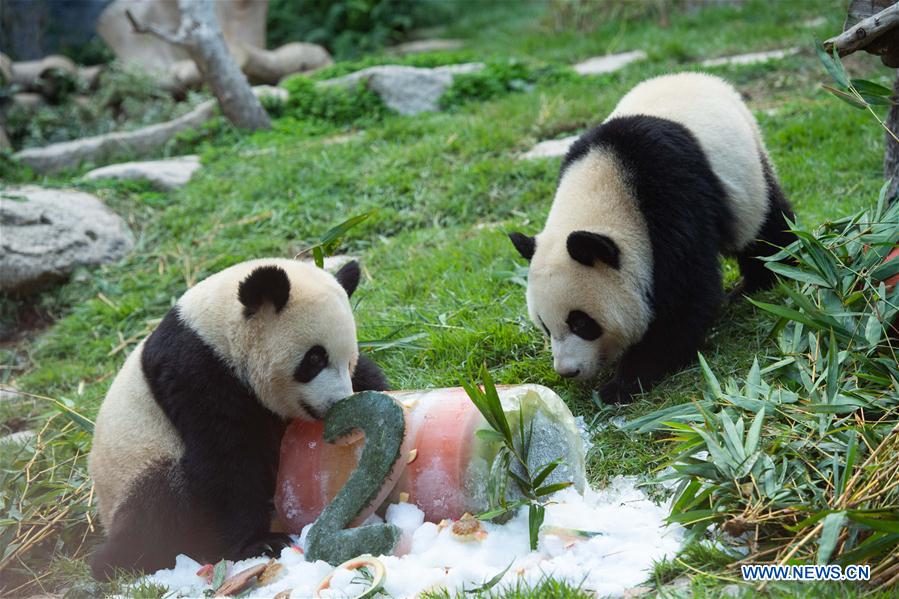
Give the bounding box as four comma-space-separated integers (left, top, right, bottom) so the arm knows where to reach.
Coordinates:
281, 74, 387, 125
267, 0, 461, 59
440, 60, 577, 109
1, 63, 207, 151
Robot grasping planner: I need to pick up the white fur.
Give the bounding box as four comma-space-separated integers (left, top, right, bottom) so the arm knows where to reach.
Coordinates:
89, 340, 184, 528
90, 258, 361, 528
177, 258, 359, 419
607, 72, 769, 251
529, 152, 653, 379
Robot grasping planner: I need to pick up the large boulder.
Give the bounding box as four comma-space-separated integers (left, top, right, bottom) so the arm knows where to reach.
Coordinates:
84, 155, 201, 190
96, 0, 267, 73
0, 187, 134, 293
322, 63, 484, 116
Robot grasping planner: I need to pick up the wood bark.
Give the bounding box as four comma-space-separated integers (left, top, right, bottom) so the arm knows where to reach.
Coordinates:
824, 1, 899, 63
885, 71, 899, 199
127, 0, 270, 131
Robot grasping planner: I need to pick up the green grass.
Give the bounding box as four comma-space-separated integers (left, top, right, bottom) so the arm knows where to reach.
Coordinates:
1, 0, 895, 596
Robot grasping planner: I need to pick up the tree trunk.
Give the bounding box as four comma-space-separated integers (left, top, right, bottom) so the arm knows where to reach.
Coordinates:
128, 0, 270, 131
178, 0, 270, 130
885, 71, 899, 201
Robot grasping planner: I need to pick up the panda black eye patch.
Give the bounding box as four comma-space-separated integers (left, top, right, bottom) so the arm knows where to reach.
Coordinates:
566, 310, 602, 341
295, 345, 329, 383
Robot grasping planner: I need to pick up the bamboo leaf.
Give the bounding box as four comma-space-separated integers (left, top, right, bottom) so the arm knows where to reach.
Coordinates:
744, 407, 765, 455
528, 504, 545, 551
817, 512, 847, 565
822, 84, 868, 109
815, 38, 849, 87
532, 459, 561, 489
535, 481, 573, 497
851, 78, 893, 97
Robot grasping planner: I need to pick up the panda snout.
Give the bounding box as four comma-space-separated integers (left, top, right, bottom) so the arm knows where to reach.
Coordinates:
558, 367, 581, 378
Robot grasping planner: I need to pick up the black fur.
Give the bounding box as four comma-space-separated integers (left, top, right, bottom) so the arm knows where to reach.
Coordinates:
352, 354, 390, 391
508, 232, 536, 262
563, 115, 793, 404
91, 307, 289, 578
335, 261, 361, 298
730, 157, 797, 298
238, 265, 291, 317
567, 231, 620, 270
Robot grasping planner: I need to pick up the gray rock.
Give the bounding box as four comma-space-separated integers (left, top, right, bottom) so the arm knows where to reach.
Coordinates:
519, 134, 578, 160
573, 50, 646, 75
0, 186, 134, 293
322, 63, 484, 116
1, 430, 34, 446
84, 155, 201, 190
701, 47, 799, 67
389, 39, 464, 56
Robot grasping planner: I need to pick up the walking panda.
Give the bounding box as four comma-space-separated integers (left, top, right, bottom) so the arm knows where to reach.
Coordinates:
509, 72, 795, 404
88, 258, 387, 578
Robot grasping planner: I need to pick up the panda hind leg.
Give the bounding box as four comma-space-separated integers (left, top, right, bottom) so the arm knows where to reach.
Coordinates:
90, 462, 209, 580
731, 160, 797, 300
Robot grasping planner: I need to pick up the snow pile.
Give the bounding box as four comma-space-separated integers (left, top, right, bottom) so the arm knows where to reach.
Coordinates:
147, 477, 683, 598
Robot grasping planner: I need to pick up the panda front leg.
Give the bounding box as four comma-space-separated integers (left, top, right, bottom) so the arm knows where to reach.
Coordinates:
601, 289, 721, 404
601, 329, 707, 404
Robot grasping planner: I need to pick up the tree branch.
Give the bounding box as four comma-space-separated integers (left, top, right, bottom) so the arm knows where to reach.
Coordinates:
824, 2, 899, 57
124, 9, 189, 46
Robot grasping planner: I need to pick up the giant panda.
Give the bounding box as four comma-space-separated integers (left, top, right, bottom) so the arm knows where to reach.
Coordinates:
88, 258, 387, 578
509, 72, 795, 404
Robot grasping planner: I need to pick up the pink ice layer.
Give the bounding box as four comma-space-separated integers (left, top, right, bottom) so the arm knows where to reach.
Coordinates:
274, 388, 484, 533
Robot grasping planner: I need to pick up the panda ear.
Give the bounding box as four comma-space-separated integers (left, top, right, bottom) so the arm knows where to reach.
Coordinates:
335, 260, 361, 298
508, 232, 536, 262
238, 265, 291, 317
567, 231, 620, 270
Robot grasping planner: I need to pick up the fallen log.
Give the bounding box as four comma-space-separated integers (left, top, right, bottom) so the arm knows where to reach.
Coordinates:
14, 100, 216, 174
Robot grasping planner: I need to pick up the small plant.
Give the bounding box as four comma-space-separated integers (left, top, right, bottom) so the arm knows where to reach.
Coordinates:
297, 212, 372, 268
461, 363, 573, 551
815, 39, 898, 145
440, 60, 577, 110
281, 76, 388, 126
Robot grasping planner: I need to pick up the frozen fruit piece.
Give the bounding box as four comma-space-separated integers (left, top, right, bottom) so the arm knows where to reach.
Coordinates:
315, 555, 385, 599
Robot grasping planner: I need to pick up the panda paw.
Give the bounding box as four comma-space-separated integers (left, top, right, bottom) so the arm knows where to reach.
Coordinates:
237, 533, 293, 560
599, 379, 636, 404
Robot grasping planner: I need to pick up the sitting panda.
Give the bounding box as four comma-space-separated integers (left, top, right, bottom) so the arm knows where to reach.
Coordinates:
88, 258, 387, 578
509, 72, 795, 404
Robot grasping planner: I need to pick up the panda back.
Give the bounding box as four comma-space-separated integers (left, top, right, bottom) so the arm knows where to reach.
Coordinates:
607, 72, 769, 251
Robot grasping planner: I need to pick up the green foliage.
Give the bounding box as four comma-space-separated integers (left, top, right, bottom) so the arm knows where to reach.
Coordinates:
633, 194, 899, 571
1, 0, 894, 595
298, 213, 372, 268
267, 0, 460, 59
281, 75, 388, 125
1, 63, 209, 151
462, 364, 573, 550
440, 60, 577, 110
815, 39, 895, 110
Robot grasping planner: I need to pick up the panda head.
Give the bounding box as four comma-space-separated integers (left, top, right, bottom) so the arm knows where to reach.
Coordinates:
508, 230, 649, 380
179, 258, 364, 420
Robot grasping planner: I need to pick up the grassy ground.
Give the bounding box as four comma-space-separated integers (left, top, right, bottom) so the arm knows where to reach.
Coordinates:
1, 0, 895, 596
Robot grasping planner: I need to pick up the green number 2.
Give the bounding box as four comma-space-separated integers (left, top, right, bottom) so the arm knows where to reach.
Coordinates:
305, 391, 405, 565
